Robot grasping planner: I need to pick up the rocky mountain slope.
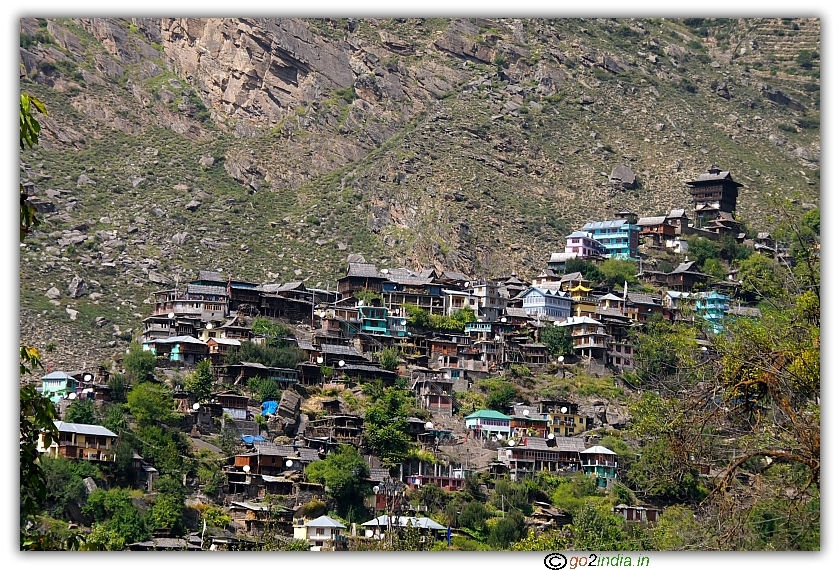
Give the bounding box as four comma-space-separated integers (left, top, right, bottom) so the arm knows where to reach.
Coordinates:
19, 17, 820, 370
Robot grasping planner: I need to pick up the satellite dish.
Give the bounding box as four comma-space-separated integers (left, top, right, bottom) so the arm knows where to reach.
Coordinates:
358, 300, 365, 307
193, 403, 200, 411
206, 323, 213, 329
400, 319, 407, 326
548, 433, 555, 440
168, 312, 175, 319
373, 485, 380, 494
83, 374, 92, 382
338, 360, 345, 367
554, 321, 561, 327
243, 465, 250, 473
558, 356, 564, 363
67, 392, 77, 400
560, 406, 568, 414
286, 459, 294, 468
425, 422, 434, 430
464, 281, 470, 287
381, 268, 389, 274
523, 409, 530, 416
316, 356, 324, 364
508, 439, 516, 447
500, 317, 507, 323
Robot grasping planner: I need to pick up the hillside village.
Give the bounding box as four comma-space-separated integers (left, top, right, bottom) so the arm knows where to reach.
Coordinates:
25, 162, 819, 551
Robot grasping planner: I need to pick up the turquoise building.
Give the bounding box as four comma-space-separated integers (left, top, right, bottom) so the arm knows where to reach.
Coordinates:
580, 445, 618, 489
41, 371, 77, 403
696, 291, 730, 334
580, 219, 641, 260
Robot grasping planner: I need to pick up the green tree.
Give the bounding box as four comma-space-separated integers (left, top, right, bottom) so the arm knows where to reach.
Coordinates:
458, 500, 488, 531
599, 258, 638, 289
540, 324, 574, 357
107, 372, 129, 403
364, 385, 417, 465
687, 236, 722, 267
64, 398, 97, 424
738, 252, 787, 302
569, 501, 630, 551
127, 382, 178, 426
564, 258, 604, 283
251, 317, 290, 348
488, 509, 526, 549
247, 376, 280, 402
225, 340, 303, 369
123, 342, 157, 381
184, 359, 215, 402
483, 379, 517, 413
378, 347, 401, 371
82, 488, 150, 550
701, 257, 727, 281
512, 528, 568, 551
304, 445, 370, 521
41, 455, 100, 518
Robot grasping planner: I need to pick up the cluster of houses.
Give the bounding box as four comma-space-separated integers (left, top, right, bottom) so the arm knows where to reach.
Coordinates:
34, 165, 771, 549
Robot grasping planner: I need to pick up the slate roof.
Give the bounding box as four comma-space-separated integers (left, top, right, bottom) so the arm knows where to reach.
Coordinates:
187, 284, 228, 296
504, 307, 531, 319
297, 339, 315, 351
626, 292, 660, 306
198, 270, 225, 282
209, 338, 241, 346
278, 281, 306, 292
726, 306, 762, 318
636, 216, 667, 226
346, 263, 383, 279
153, 335, 206, 344
253, 442, 296, 456
557, 316, 602, 326
666, 209, 687, 219
368, 468, 391, 482
549, 252, 580, 263
320, 344, 364, 357
54, 421, 117, 438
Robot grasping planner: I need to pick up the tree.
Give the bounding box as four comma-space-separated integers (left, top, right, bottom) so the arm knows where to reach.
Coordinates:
488, 509, 526, 549
363, 385, 417, 465
738, 252, 787, 302
184, 359, 215, 402
304, 445, 370, 521
599, 258, 638, 289
82, 488, 150, 550
107, 372, 129, 403
483, 379, 517, 413
126, 382, 178, 426
123, 342, 157, 381
251, 317, 290, 348
701, 257, 727, 281
40, 455, 100, 519
457, 500, 488, 531
64, 398, 98, 424
687, 236, 722, 267
247, 376, 280, 403
540, 324, 573, 357
378, 347, 401, 371
569, 501, 630, 551
20, 92, 47, 239
564, 258, 603, 283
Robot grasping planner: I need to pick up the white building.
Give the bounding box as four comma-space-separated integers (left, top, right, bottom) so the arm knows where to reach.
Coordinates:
293, 515, 346, 551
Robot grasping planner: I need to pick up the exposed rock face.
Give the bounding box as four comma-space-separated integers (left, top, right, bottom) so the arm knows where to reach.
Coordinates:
159, 18, 355, 125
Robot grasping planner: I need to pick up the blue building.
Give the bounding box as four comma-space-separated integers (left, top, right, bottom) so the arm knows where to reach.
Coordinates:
40, 371, 77, 403
359, 305, 388, 335
580, 219, 641, 260
696, 291, 730, 334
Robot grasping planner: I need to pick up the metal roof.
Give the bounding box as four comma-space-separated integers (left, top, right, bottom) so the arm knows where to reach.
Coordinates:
362, 516, 446, 530
41, 371, 74, 380
582, 219, 628, 231
465, 409, 511, 420
581, 445, 616, 455
53, 421, 117, 438
305, 515, 346, 528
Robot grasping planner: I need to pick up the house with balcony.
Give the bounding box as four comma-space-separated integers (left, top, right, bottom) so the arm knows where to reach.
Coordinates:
496, 437, 586, 481
580, 219, 641, 260
538, 400, 590, 437
580, 445, 618, 489
442, 288, 479, 317
38, 421, 118, 462
338, 262, 388, 296
465, 409, 511, 440
410, 369, 455, 417
564, 231, 607, 259
206, 337, 241, 365
381, 269, 445, 316
521, 286, 573, 320
471, 280, 506, 322
696, 290, 730, 334
510, 404, 550, 438
557, 316, 610, 361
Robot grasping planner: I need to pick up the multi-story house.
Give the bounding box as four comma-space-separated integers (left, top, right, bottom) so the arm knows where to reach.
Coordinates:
538, 400, 590, 437
496, 437, 586, 481
580, 445, 618, 489
558, 316, 610, 361
38, 421, 119, 462
465, 409, 511, 440
580, 219, 641, 260
686, 165, 742, 228
696, 291, 730, 334
471, 280, 506, 322
40, 371, 78, 403
520, 286, 573, 320
381, 268, 445, 316
564, 231, 607, 259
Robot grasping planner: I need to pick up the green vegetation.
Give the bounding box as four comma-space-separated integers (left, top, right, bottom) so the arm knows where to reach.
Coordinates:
304, 445, 370, 521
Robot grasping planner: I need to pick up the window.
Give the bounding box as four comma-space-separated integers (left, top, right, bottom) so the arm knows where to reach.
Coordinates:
316, 528, 325, 536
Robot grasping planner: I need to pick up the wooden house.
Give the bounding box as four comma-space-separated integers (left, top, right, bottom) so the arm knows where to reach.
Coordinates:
206, 337, 241, 364
497, 437, 585, 481
338, 262, 388, 296
686, 165, 742, 228
666, 260, 710, 292
38, 421, 118, 462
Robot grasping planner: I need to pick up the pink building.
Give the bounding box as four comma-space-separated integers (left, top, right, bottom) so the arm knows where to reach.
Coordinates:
564, 231, 606, 259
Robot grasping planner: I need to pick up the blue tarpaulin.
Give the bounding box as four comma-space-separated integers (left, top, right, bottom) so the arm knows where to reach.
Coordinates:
261, 401, 279, 416
241, 435, 266, 445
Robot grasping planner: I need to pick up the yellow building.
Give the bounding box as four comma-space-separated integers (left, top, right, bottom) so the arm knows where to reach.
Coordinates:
37, 421, 118, 462
569, 284, 597, 319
